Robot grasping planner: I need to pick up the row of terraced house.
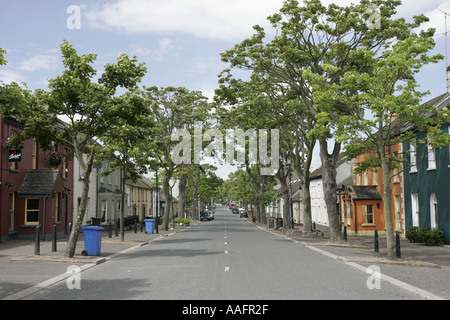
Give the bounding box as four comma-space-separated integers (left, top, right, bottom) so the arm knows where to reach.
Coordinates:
0, 117, 171, 242
269, 68, 450, 243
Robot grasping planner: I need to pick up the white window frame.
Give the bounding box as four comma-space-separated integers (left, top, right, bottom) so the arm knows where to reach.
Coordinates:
428, 144, 436, 170
362, 204, 374, 225
410, 142, 417, 173
430, 193, 438, 229
411, 193, 419, 227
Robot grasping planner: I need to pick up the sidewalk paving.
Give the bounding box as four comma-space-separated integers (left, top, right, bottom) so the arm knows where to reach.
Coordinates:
0, 223, 192, 300
1, 219, 449, 300
273, 223, 450, 270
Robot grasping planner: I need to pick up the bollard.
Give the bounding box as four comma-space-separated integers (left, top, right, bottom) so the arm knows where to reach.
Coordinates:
374, 230, 379, 252
134, 219, 137, 233
115, 220, 119, 237
108, 223, 112, 238
35, 226, 40, 255
396, 232, 401, 258
52, 224, 57, 252
343, 226, 347, 241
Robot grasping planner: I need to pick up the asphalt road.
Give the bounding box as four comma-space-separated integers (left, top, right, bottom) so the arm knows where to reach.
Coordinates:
25, 206, 423, 300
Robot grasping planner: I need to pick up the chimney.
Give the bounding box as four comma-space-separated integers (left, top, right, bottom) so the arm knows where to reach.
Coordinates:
447, 66, 450, 93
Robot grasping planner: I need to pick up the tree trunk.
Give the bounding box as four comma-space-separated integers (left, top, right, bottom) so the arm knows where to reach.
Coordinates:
177, 173, 188, 219
302, 177, 313, 236
162, 174, 171, 231
300, 140, 315, 236
319, 138, 344, 242
65, 158, 94, 258
380, 157, 396, 259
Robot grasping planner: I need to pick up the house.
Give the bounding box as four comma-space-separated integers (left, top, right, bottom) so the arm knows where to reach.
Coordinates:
310, 156, 353, 227
339, 143, 405, 237
126, 176, 152, 222
0, 116, 73, 242
339, 69, 450, 238
403, 87, 450, 243
267, 177, 301, 228
73, 155, 100, 225
97, 160, 127, 224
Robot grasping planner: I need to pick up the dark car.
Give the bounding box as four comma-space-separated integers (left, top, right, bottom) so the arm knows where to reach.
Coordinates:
200, 211, 211, 221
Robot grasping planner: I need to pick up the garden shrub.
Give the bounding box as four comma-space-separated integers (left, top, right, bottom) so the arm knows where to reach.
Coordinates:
406, 226, 444, 246
405, 226, 420, 243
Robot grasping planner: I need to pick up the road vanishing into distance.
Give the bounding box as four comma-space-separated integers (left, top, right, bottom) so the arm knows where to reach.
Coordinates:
25, 206, 430, 300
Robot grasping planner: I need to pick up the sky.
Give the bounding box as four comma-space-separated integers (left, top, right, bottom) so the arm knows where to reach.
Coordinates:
1, 0, 450, 179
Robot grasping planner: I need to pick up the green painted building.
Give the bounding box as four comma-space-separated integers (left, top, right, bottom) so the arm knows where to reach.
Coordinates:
403, 92, 450, 243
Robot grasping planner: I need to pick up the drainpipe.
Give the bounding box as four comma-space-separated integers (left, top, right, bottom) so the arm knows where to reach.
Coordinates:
42, 193, 49, 240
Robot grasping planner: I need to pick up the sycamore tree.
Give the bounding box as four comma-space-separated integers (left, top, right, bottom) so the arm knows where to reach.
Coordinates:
308, 22, 448, 258
4, 41, 147, 257
144, 86, 210, 230
218, 0, 436, 242
96, 91, 156, 241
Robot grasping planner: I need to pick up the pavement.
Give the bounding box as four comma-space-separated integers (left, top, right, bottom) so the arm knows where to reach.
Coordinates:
0, 219, 449, 300
0, 223, 191, 300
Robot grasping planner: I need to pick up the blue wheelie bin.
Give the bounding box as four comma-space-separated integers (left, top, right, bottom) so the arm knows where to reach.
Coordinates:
144, 219, 154, 234
81, 226, 104, 256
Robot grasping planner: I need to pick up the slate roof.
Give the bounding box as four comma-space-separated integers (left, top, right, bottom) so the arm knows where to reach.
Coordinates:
349, 185, 382, 200
18, 171, 59, 198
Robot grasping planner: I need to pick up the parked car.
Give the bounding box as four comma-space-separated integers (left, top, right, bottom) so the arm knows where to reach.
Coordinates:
232, 207, 239, 214
239, 209, 248, 218
200, 211, 211, 221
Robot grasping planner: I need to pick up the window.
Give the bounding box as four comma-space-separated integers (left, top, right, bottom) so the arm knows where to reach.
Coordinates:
25, 198, 40, 225
32, 141, 38, 169
430, 193, 438, 229
363, 204, 374, 224
410, 142, 417, 173
51, 193, 59, 221
394, 195, 401, 231
428, 144, 436, 170
63, 148, 69, 179
9, 192, 15, 232
393, 167, 399, 183
411, 193, 419, 227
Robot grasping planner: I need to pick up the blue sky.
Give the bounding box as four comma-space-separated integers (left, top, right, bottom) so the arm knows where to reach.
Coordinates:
1, 0, 450, 178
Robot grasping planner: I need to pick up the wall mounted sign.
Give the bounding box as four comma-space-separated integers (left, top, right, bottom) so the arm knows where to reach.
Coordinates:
8, 149, 22, 162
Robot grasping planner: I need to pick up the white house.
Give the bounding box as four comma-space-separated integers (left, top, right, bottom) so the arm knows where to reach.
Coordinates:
72, 155, 99, 225
310, 156, 353, 227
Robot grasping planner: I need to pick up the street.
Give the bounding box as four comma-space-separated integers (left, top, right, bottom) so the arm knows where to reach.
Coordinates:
23, 206, 430, 301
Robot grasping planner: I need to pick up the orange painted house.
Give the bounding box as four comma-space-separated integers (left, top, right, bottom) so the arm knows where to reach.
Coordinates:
339, 145, 405, 237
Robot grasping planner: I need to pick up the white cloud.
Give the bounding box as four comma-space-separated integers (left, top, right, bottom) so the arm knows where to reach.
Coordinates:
18, 54, 60, 72
85, 0, 448, 42
0, 70, 28, 85
85, 0, 285, 41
